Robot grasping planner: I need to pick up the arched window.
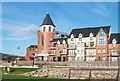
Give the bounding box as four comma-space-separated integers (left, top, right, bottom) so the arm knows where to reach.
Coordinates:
43, 27, 45, 32
49, 27, 51, 32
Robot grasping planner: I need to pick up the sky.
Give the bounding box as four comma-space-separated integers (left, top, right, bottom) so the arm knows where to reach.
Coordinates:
1, 2, 118, 56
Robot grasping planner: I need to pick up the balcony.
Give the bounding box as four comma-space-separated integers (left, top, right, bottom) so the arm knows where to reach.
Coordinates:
67, 53, 76, 56
85, 53, 96, 57
85, 46, 96, 49
68, 46, 76, 50
85, 54, 96, 57
49, 46, 56, 49
110, 53, 119, 57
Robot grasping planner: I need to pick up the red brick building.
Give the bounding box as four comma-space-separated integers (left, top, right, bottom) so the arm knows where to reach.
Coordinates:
26, 13, 120, 62
26, 45, 37, 61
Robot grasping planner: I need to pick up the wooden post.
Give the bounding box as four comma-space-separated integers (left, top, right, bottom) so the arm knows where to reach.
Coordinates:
68, 69, 71, 80
117, 68, 120, 81
89, 69, 91, 81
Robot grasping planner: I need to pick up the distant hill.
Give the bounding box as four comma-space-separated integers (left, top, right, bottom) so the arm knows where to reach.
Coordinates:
0, 52, 25, 62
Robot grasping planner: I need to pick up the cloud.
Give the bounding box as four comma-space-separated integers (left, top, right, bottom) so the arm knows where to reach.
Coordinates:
90, 4, 110, 18
2, 24, 39, 41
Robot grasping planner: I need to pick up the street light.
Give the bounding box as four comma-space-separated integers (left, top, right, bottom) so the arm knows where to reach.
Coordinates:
17, 47, 20, 65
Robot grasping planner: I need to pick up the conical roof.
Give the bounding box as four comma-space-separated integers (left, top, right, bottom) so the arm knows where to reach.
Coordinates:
41, 13, 55, 27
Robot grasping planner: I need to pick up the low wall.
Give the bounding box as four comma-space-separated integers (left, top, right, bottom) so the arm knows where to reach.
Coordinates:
24, 66, 119, 80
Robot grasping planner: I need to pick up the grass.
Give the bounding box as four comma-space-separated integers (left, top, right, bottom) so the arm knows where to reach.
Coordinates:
1, 68, 89, 81
8, 68, 39, 74
2, 74, 89, 81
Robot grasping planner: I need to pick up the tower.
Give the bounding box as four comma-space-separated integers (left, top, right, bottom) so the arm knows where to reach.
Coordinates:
37, 13, 56, 61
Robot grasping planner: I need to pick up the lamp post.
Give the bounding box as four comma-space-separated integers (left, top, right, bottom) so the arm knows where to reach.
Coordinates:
17, 47, 20, 64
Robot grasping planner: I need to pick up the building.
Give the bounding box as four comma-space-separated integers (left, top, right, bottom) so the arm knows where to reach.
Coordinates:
26, 13, 120, 61
26, 45, 37, 61
109, 33, 120, 61
68, 26, 111, 61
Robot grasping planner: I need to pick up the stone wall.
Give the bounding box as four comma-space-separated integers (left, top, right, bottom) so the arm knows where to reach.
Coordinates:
24, 66, 118, 80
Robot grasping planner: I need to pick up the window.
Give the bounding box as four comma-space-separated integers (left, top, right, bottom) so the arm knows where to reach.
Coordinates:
53, 50, 56, 54
53, 29, 55, 32
102, 49, 106, 53
77, 49, 84, 54
89, 49, 95, 55
79, 38, 82, 41
69, 50, 74, 55
81, 57, 84, 61
112, 50, 117, 55
98, 49, 101, 53
77, 42, 80, 47
98, 29, 106, 46
32, 53, 35, 56
77, 57, 80, 61
77, 50, 80, 54
49, 27, 51, 32
43, 27, 45, 32
98, 57, 101, 61
69, 43, 75, 48
90, 42, 94, 47
90, 37, 93, 40
71, 38, 73, 41
41, 35, 44, 46
62, 49, 67, 54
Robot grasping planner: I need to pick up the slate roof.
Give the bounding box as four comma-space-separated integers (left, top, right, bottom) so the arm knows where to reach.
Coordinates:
41, 13, 55, 27
50, 38, 68, 44
69, 26, 111, 38
109, 33, 120, 44
28, 45, 37, 48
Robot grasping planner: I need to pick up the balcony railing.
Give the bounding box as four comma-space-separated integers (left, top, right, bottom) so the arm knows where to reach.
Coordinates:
68, 45, 76, 49
49, 46, 56, 49
110, 53, 119, 57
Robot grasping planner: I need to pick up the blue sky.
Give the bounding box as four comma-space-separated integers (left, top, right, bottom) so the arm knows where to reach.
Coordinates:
1, 2, 118, 56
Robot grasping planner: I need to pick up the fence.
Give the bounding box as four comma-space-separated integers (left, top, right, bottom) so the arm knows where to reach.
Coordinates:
68, 67, 120, 81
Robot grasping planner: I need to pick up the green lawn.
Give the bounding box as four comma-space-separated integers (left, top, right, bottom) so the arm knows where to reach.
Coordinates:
8, 68, 39, 74
2, 74, 89, 81
2, 68, 89, 81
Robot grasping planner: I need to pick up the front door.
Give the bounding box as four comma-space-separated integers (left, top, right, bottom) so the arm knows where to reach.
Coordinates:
63, 57, 66, 62
58, 57, 61, 61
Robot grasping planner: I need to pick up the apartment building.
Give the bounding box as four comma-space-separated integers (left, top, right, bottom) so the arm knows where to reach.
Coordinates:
109, 33, 120, 61
68, 26, 111, 61
26, 13, 120, 61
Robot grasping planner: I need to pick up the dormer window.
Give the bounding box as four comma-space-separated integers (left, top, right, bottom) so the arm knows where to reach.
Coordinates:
43, 27, 45, 32
79, 33, 82, 41
57, 40, 60, 44
89, 33, 93, 40
49, 26, 51, 32
112, 39, 116, 47
71, 34, 74, 41
62, 40, 66, 44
